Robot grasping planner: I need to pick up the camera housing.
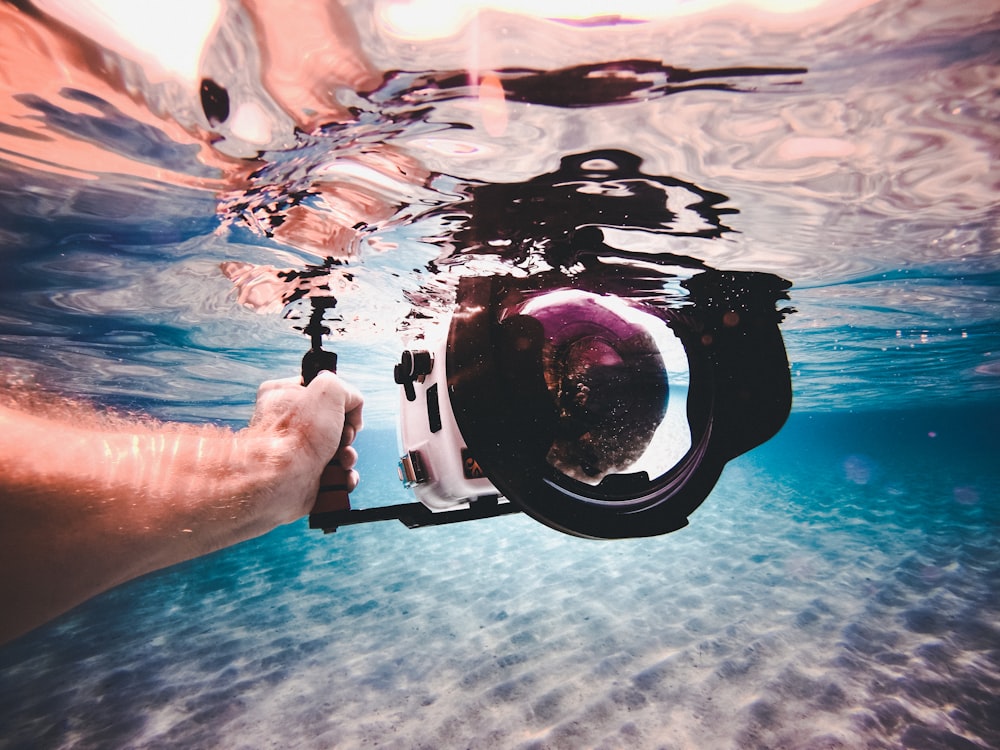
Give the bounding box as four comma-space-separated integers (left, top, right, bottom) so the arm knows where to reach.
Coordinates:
392, 269, 791, 539
395, 346, 501, 511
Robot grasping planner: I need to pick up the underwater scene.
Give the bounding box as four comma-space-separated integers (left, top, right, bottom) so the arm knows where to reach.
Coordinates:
0, 0, 998, 747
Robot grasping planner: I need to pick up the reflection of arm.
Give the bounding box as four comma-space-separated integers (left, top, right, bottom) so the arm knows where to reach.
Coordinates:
242, 0, 380, 132
0, 372, 362, 644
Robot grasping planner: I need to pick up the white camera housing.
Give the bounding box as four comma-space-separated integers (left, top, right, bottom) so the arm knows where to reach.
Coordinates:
395, 332, 501, 512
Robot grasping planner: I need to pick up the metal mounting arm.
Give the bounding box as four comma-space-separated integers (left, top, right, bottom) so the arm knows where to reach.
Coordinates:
308, 495, 520, 533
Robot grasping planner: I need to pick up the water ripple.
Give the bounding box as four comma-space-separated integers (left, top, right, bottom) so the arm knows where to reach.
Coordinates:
0, 0, 996, 419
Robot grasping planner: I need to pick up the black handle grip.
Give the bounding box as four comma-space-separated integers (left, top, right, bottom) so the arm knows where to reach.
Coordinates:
302, 349, 338, 387
302, 348, 351, 520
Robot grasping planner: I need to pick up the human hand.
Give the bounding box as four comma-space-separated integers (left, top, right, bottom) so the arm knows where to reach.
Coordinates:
249, 371, 364, 523
0, 374, 363, 642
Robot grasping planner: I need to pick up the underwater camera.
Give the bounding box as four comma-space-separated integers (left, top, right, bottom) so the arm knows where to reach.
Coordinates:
310, 267, 792, 539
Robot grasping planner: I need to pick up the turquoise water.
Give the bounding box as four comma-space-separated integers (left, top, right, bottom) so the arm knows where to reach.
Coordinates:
2, 412, 997, 748
1, 0, 999, 747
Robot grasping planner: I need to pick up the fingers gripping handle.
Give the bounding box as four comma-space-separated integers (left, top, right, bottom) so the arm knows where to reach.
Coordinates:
315, 461, 351, 514
302, 349, 351, 515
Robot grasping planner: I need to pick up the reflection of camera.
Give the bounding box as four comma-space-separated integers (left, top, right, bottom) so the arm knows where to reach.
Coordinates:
309, 148, 793, 538
390, 269, 791, 539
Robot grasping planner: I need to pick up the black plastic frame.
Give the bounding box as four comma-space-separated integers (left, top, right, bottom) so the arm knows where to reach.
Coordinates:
446, 273, 791, 539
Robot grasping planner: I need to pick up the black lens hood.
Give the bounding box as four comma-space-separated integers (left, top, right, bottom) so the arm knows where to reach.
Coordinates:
446, 273, 791, 539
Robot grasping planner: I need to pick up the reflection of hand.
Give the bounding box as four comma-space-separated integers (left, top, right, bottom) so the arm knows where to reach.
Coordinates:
249, 371, 364, 522
241, 0, 379, 132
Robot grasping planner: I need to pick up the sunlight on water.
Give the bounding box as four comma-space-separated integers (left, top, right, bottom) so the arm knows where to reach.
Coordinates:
0, 0, 997, 420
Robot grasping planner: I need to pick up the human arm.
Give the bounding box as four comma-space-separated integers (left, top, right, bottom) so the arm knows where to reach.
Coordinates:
0, 371, 362, 644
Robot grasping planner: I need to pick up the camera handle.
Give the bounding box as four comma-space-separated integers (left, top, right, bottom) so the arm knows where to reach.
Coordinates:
301, 344, 354, 521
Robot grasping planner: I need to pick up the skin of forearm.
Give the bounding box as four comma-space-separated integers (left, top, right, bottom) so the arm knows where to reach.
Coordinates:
0, 405, 310, 644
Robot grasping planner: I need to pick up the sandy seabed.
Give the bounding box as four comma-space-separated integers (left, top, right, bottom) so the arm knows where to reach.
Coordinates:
1, 412, 998, 750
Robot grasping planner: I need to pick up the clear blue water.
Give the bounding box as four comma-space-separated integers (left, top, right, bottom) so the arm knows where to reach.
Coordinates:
1, 1, 998, 748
